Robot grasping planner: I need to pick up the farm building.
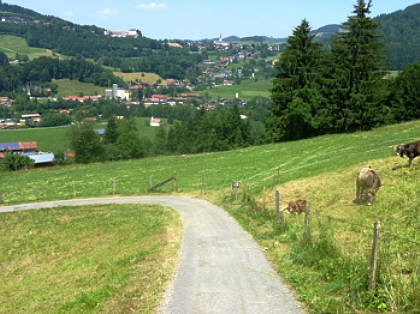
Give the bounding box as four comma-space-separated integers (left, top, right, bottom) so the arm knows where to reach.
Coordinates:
0, 141, 54, 166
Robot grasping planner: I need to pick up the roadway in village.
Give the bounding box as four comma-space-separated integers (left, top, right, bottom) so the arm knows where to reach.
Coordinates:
1, 196, 304, 314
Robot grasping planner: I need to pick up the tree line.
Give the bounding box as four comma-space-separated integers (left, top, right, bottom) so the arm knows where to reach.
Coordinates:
0, 54, 126, 93
71, 104, 259, 163
267, 0, 420, 142
0, 21, 203, 79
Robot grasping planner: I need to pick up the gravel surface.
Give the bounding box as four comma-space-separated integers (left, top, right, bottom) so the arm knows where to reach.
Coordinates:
1, 196, 304, 314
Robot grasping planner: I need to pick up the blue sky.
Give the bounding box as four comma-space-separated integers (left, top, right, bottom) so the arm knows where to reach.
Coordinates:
4, 1, 420, 39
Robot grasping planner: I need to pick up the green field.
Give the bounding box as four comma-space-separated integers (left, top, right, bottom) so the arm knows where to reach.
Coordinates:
0, 120, 418, 205
201, 78, 272, 100
114, 72, 165, 84
0, 126, 70, 152
219, 156, 418, 313
1, 119, 419, 313
0, 204, 182, 313
0, 35, 53, 60
54, 79, 106, 97
0, 118, 167, 153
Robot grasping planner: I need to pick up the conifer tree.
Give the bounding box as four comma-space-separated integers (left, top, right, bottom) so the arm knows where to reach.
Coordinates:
326, 0, 387, 131
268, 19, 324, 141
104, 117, 119, 144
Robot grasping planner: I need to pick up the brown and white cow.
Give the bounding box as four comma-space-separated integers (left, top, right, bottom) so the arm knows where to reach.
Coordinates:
396, 141, 420, 168
355, 167, 381, 206
281, 199, 308, 215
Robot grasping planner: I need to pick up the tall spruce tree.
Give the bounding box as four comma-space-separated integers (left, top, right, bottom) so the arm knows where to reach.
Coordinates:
268, 19, 324, 141
326, 0, 387, 131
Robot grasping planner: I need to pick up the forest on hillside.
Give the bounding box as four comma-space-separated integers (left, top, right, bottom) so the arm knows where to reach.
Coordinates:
375, 3, 420, 69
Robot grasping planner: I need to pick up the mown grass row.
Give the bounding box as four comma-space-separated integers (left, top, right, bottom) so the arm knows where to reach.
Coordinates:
0, 204, 182, 313
1, 120, 418, 205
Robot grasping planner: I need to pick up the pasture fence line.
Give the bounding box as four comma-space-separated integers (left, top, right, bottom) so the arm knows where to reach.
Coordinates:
232, 184, 418, 296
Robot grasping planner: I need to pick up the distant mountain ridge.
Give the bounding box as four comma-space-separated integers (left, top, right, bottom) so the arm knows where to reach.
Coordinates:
200, 24, 341, 43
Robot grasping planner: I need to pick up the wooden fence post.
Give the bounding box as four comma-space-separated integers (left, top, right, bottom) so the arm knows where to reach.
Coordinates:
303, 205, 311, 243
112, 178, 116, 195
276, 190, 280, 224
173, 172, 177, 192
369, 220, 381, 290
201, 174, 204, 197
149, 176, 153, 191
262, 187, 266, 210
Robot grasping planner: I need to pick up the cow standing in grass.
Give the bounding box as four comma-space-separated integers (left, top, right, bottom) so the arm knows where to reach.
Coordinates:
355, 167, 381, 206
396, 141, 420, 168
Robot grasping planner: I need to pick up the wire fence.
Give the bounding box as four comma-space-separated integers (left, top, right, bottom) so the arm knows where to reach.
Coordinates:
231, 184, 419, 311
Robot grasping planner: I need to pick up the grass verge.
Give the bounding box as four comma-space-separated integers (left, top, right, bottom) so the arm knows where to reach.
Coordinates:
0, 204, 182, 313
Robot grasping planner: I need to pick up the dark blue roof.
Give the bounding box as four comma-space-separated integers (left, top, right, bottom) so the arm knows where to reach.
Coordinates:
0, 142, 20, 151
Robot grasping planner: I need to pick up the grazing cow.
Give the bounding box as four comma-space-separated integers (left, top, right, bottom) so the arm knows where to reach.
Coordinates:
355, 167, 381, 206
281, 199, 308, 215
396, 141, 420, 168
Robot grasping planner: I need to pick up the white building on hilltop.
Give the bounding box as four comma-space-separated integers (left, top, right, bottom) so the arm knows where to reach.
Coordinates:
104, 29, 139, 38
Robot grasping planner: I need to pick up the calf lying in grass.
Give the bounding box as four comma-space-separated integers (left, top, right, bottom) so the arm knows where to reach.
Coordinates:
281, 199, 308, 215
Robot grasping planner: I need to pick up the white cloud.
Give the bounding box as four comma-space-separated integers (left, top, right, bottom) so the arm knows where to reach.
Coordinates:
136, 2, 166, 10
98, 8, 119, 16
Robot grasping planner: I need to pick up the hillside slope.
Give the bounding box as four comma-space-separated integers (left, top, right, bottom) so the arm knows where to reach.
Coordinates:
375, 3, 420, 69
220, 156, 418, 312
0, 119, 418, 204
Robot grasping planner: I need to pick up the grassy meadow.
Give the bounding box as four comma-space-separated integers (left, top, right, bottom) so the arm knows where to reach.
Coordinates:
0, 126, 70, 152
0, 120, 418, 205
217, 157, 419, 312
113, 72, 165, 84
0, 204, 182, 313
200, 78, 272, 100
0, 118, 165, 153
0, 119, 419, 313
53, 79, 105, 97
0, 35, 53, 60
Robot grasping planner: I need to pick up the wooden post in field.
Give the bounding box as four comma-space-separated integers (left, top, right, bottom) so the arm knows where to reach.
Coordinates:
149, 176, 153, 191
303, 205, 311, 243
201, 174, 204, 197
369, 221, 381, 291
276, 190, 280, 224
72, 182, 76, 197
112, 178, 116, 195
262, 187, 266, 210
173, 172, 177, 192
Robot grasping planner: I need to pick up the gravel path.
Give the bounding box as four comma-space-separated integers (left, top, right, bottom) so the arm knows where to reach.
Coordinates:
1, 196, 304, 314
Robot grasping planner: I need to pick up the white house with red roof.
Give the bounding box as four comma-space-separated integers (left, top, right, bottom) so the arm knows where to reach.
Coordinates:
150, 117, 161, 127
